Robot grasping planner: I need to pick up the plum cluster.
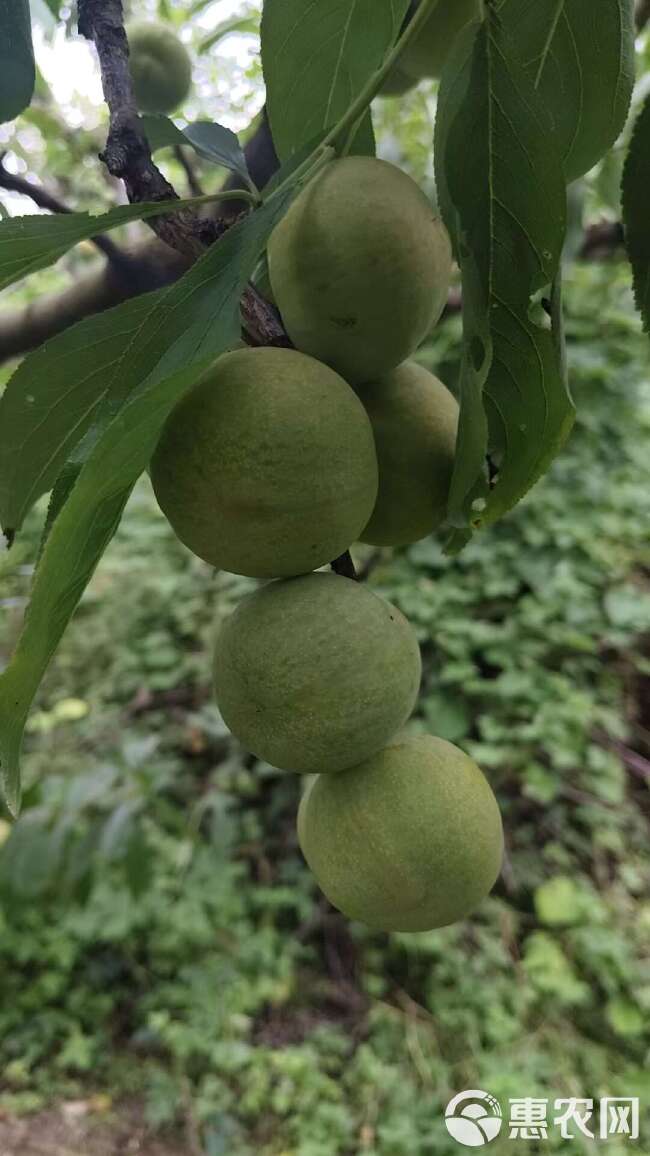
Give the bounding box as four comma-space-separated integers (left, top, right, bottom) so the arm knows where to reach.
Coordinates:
151, 153, 502, 932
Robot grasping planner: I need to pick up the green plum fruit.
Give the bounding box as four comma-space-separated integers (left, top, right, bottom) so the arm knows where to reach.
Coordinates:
213, 572, 422, 774
357, 361, 458, 546
150, 348, 378, 578
298, 734, 503, 932
127, 21, 192, 114
268, 157, 452, 384
400, 0, 481, 80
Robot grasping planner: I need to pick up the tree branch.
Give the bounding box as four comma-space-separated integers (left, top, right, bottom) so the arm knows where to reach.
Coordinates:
0, 239, 191, 361
0, 111, 288, 364
77, 0, 213, 258
77, 0, 286, 348
0, 151, 129, 269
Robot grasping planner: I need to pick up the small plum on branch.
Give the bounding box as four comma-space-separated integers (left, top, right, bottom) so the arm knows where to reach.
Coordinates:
150, 347, 378, 578
126, 21, 192, 114
213, 572, 422, 775
298, 734, 503, 932
356, 361, 459, 546
268, 157, 452, 384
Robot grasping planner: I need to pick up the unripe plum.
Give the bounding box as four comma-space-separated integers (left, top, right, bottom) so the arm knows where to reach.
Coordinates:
298, 734, 503, 932
213, 572, 422, 774
268, 157, 452, 384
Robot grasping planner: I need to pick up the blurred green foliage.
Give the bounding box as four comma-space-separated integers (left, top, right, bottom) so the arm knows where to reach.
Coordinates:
1, 4, 650, 1151
0, 261, 649, 1154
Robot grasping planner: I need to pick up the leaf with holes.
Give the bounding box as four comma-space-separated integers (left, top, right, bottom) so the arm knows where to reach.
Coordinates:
0, 191, 293, 814
498, 0, 635, 183
435, 10, 574, 543
0, 0, 34, 122
622, 94, 650, 334
261, 0, 409, 159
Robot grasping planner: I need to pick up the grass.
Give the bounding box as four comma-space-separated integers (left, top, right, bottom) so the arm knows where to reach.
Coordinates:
0, 261, 649, 1155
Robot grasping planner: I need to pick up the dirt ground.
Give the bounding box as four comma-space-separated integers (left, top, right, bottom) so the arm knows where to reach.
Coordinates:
0, 1102, 184, 1156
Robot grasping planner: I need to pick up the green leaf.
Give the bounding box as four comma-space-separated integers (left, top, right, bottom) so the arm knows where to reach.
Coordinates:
0, 194, 217, 293
0, 810, 64, 897
535, 876, 585, 926
141, 116, 252, 187
498, 0, 635, 184
0, 192, 292, 814
262, 131, 329, 195
140, 114, 189, 152
434, 11, 574, 540
30, 0, 58, 32
622, 94, 650, 334
261, 0, 409, 159
0, 293, 162, 535
605, 997, 645, 1038
523, 932, 591, 1006
124, 826, 154, 897
0, 0, 35, 123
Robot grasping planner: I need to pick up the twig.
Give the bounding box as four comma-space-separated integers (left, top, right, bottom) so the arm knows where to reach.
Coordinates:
0, 237, 190, 361
77, 0, 288, 347
0, 152, 126, 266
173, 145, 204, 198
593, 728, 650, 782
77, 0, 219, 258
241, 286, 292, 348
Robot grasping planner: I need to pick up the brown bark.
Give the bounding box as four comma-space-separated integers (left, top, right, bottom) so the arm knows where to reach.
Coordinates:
0, 111, 283, 365
0, 239, 190, 361
77, 0, 286, 349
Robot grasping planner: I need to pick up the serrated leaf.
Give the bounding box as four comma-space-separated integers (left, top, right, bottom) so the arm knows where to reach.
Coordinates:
141, 116, 252, 187
0, 192, 292, 813
622, 94, 650, 332
435, 11, 574, 538
0, 293, 162, 534
261, 0, 409, 159
0, 0, 35, 123
498, 0, 635, 184
183, 121, 251, 185
0, 194, 217, 293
